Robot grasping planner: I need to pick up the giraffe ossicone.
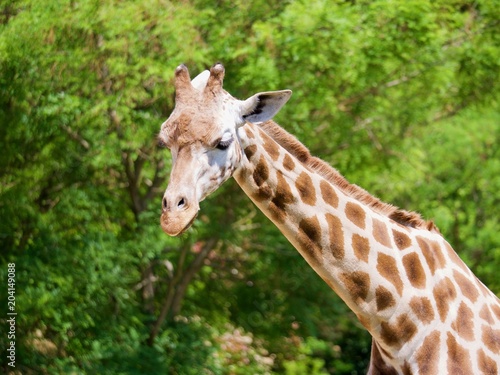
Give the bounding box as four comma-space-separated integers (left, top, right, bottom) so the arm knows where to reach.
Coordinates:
159, 63, 500, 374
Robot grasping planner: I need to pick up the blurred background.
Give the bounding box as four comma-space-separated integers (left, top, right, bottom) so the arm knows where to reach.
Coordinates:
0, 0, 498, 373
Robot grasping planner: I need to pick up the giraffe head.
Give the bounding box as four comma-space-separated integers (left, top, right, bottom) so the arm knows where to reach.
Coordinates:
159, 63, 291, 236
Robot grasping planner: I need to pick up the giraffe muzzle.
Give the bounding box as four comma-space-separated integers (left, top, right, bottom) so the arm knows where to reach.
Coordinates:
160, 194, 199, 236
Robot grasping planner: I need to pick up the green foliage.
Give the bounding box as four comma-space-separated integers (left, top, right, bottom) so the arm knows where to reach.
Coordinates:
283, 337, 341, 375
377, 108, 500, 291
0, 0, 498, 374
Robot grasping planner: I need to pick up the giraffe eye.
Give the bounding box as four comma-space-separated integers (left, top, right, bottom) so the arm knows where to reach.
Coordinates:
215, 136, 233, 150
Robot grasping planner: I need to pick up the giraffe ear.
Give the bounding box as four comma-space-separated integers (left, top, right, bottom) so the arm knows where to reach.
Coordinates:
191, 70, 210, 91
240, 90, 292, 124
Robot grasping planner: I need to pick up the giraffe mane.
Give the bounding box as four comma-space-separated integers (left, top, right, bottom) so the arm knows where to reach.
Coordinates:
259, 120, 439, 232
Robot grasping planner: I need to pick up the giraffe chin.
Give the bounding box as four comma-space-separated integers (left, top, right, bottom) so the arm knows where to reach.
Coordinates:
160, 210, 198, 237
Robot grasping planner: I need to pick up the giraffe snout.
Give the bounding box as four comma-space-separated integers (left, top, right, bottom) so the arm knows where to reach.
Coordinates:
162, 194, 188, 213
160, 190, 199, 236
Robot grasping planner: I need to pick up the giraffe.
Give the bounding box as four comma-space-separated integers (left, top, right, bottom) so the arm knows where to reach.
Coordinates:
158, 63, 500, 374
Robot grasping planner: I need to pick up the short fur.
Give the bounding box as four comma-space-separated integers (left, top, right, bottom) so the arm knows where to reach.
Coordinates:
259, 120, 438, 232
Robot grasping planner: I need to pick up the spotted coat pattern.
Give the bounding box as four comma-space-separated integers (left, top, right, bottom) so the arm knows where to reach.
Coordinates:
233, 122, 500, 375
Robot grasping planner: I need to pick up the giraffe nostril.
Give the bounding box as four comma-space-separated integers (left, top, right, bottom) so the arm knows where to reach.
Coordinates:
177, 198, 186, 209
162, 197, 168, 211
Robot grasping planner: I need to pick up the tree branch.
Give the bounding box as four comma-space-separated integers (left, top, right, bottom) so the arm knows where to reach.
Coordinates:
170, 238, 217, 317
147, 242, 190, 346
61, 124, 90, 150
146, 239, 217, 346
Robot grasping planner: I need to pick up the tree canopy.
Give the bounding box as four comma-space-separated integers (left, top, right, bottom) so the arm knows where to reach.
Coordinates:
1, 0, 498, 374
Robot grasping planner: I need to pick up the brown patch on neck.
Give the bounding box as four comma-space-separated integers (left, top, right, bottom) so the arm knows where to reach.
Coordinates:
352, 233, 369, 263
320, 180, 339, 208
451, 302, 475, 341
244, 144, 257, 160
261, 130, 281, 161
269, 170, 295, 217
373, 218, 391, 247
375, 286, 396, 312
369, 341, 399, 375
401, 361, 412, 375
379, 313, 417, 350
295, 172, 316, 206
283, 153, 295, 171
416, 236, 446, 276
297, 216, 323, 265
409, 296, 435, 324
482, 326, 500, 354
326, 213, 344, 260
433, 277, 457, 322
340, 270, 371, 303
446, 332, 473, 374
453, 270, 480, 303
377, 253, 403, 296
392, 229, 412, 250
253, 156, 269, 187
478, 348, 498, 374
345, 202, 366, 229
259, 121, 437, 232
244, 126, 255, 139
266, 171, 294, 222
479, 304, 494, 324
402, 252, 426, 289
491, 304, 500, 321
415, 330, 440, 375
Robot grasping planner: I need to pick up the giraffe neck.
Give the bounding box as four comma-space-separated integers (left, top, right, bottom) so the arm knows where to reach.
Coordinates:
233, 121, 500, 371
234, 122, 413, 319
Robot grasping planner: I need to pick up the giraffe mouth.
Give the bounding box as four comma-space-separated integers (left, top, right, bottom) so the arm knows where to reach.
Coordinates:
160, 209, 198, 237
177, 212, 198, 235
